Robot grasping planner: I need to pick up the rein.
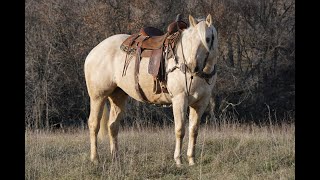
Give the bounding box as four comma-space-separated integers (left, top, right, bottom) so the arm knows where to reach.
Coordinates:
179, 30, 191, 96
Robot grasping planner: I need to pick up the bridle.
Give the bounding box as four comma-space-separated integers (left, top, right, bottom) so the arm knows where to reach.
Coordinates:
166, 26, 217, 96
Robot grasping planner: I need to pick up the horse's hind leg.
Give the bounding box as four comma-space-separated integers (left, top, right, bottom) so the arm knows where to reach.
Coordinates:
107, 88, 128, 159
88, 97, 107, 164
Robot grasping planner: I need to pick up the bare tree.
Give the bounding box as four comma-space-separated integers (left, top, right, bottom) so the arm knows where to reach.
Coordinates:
25, 0, 295, 129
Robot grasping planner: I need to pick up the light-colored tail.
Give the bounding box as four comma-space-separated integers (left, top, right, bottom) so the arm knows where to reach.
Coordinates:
98, 104, 109, 141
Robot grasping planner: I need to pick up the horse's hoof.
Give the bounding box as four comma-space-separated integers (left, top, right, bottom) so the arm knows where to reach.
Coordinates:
90, 158, 99, 165
188, 159, 195, 166
175, 158, 182, 168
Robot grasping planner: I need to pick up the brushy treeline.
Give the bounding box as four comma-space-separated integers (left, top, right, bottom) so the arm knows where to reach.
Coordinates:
25, 0, 295, 129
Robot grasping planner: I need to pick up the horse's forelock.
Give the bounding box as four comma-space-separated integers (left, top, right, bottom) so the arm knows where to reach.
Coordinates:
195, 17, 205, 22
195, 21, 212, 52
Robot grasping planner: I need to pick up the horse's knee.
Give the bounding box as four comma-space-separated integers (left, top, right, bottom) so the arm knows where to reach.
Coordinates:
88, 118, 100, 133
175, 127, 185, 138
189, 124, 199, 135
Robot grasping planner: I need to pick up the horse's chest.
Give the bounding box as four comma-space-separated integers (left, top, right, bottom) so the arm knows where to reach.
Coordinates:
188, 89, 206, 104
190, 91, 201, 99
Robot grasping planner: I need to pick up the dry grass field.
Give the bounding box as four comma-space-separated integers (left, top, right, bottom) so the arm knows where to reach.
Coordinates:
25, 121, 294, 179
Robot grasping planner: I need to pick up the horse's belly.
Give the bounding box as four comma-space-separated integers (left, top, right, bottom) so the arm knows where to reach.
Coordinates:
117, 78, 173, 105
116, 58, 172, 105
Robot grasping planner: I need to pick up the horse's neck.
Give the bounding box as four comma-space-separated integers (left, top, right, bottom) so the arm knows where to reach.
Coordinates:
172, 32, 191, 67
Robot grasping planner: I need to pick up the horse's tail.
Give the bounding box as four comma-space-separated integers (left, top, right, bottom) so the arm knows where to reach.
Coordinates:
98, 104, 109, 141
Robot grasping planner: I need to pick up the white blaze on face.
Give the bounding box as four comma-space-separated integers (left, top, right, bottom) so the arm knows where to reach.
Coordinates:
196, 14, 214, 52
196, 22, 211, 52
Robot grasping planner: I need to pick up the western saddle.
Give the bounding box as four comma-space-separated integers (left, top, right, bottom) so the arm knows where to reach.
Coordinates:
120, 14, 188, 102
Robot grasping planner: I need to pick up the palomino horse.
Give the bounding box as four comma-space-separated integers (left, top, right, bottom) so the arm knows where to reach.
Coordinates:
84, 14, 218, 166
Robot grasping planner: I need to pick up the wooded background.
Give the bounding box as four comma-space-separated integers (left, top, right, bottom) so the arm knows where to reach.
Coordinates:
25, 0, 295, 129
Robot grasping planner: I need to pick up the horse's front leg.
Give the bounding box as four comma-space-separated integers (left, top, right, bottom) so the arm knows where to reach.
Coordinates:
187, 100, 209, 165
172, 94, 188, 167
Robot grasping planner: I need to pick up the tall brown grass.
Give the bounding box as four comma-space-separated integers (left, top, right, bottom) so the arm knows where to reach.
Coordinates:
25, 121, 294, 179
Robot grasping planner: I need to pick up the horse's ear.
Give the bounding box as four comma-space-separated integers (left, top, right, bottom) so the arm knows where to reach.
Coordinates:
206, 14, 212, 26
189, 15, 197, 27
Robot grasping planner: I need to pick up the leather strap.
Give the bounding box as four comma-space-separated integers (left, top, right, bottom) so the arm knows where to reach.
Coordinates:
196, 64, 217, 84
134, 38, 150, 103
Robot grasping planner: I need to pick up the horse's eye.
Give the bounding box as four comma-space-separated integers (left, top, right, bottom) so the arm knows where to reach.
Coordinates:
206, 37, 210, 43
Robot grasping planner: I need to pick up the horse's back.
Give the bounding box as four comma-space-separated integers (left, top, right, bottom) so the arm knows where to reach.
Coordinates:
85, 34, 129, 67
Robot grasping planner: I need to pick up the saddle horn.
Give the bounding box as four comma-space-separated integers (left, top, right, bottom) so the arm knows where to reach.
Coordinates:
175, 14, 182, 22
170, 14, 187, 33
